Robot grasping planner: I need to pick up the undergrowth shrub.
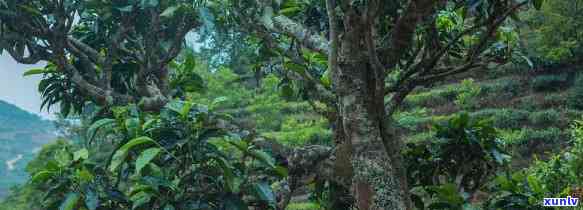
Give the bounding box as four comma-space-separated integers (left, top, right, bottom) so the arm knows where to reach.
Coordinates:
567, 74, 583, 110
498, 129, 525, 147
565, 109, 583, 120
530, 74, 569, 92
528, 109, 561, 127
405, 113, 509, 209
455, 78, 482, 110
502, 127, 565, 156
522, 127, 564, 144
486, 118, 583, 209
394, 108, 430, 131
286, 202, 321, 210
481, 78, 523, 98
16, 102, 287, 210
517, 95, 539, 111
503, 127, 564, 145
407, 131, 436, 143
471, 109, 530, 129
542, 93, 567, 109
403, 91, 449, 108
264, 117, 332, 146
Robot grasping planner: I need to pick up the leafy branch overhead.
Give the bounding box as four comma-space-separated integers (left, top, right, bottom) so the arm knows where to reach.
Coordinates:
1, 0, 202, 113
218, 0, 532, 110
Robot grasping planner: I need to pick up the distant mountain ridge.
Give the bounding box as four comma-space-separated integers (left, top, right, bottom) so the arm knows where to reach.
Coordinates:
0, 100, 55, 198
0, 100, 52, 132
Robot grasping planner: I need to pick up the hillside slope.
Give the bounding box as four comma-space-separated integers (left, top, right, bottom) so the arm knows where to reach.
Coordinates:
397, 65, 583, 167
0, 100, 55, 198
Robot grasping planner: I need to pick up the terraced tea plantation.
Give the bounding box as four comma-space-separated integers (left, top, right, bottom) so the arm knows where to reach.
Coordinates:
396, 65, 583, 167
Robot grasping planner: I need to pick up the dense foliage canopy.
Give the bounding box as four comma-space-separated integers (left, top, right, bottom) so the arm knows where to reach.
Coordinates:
3, 0, 583, 209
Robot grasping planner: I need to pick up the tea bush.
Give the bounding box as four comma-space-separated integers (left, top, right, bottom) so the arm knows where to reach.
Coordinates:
405, 113, 509, 209
455, 79, 482, 110
517, 95, 539, 111
403, 91, 449, 109
485, 118, 583, 209
286, 202, 321, 210
542, 93, 567, 108
530, 74, 569, 92
471, 108, 530, 129
528, 109, 562, 127
481, 78, 523, 98
567, 74, 583, 110
12, 102, 286, 210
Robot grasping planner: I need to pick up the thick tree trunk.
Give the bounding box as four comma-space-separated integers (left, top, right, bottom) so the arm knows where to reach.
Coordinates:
329, 13, 410, 209
332, 68, 409, 210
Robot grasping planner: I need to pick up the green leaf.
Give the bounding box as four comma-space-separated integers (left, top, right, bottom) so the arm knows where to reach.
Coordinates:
86, 119, 116, 144
55, 149, 72, 167
527, 174, 543, 195
533, 0, 544, 10
61, 101, 71, 117
212, 156, 236, 192
252, 182, 276, 205
320, 70, 331, 88
109, 137, 157, 172
142, 118, 158, 133
227, 139, 249, 153
274, 166, 288, 177
76, 168, 94, 183
181, 73, 205, 92
249, 150, 275, 168
31, 170, 54, 183
23, 68, 54, 77
279, 0, 303, 16
280, 84, 294, 99
59, 193, 80, 210
211, 96, 228, 108
130, 191, 152, 210
84, 189, 99, 210
510, 11, 521, 22
135, 148, 161, 174
160, 6, 179, 17
165, 100, 184, 114
74, 148, 89, 161
520, 55, 534, 69
45, 160, 60, 172
284, 62, 306, 74
180, 101, 193, 119
147, 163, 163, 177
183, 53, 197, 71
429, 184, 464, 206
125, 118, 141, 138
18, 5, 42, 16
280, 7, 302, 17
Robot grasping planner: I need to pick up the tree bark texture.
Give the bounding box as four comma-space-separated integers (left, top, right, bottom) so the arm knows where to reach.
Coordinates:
329, 12, 409, 210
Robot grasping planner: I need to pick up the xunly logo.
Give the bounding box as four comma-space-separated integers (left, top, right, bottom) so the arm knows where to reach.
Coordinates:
543, 196, 580, 207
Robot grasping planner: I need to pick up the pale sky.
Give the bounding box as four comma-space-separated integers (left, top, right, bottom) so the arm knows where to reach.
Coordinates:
0, 53, 53, 119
